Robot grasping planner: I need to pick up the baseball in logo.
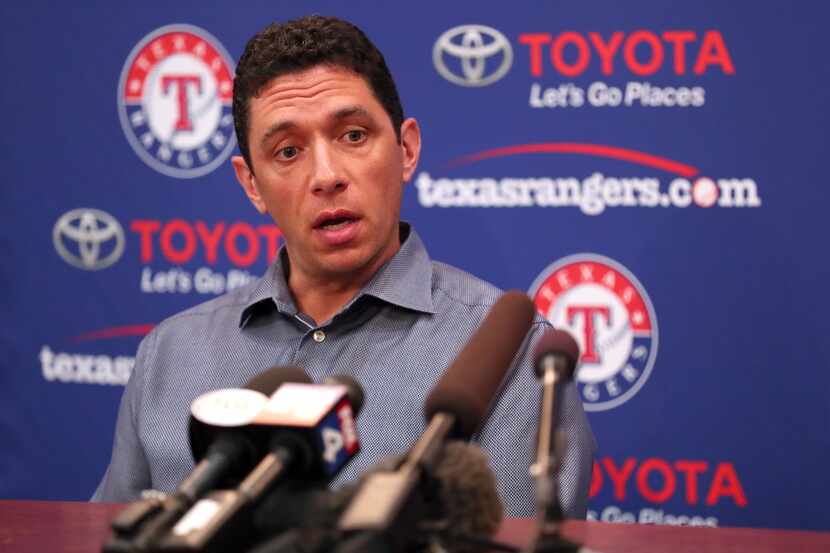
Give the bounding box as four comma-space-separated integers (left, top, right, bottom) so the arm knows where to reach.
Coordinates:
118, 24, 236, 178
529, 254, 658, 411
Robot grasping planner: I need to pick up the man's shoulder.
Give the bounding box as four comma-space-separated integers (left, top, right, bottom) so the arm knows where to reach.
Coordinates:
149, 278, 260, 338
430, 260, 550, 328
430, 260, 502, 309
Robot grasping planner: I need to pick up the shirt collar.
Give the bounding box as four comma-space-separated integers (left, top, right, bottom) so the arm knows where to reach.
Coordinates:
239, 222, 435, 328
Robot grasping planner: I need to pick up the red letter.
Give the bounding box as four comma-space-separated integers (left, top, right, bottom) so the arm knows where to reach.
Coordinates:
694, 31, 735, 75
588, 32, 624, 75
566, 305, 610, 363
662, 31, 696, 74
589, 460, 603, 498
161, 75, 202, 130
623, 31, 664, 76
258, 225, 283, 264
602, 457, 636, 501
674, 460, 708, 504
636, 458, 676, 503
160, 219, 196, 264
551, 32, 590, 77
130, 220, 160, 263
519, 33, 552, 77
195, 221, 225, 265
225, 222, 260, 267
706, 462, 747, 507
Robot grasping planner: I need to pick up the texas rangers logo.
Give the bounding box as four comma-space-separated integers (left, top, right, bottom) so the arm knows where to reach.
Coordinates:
118, 24, 236, 178
529, 254, 658, 411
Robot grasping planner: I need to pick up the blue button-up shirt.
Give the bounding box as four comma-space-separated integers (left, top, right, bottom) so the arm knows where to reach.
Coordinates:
93, 224, 595, 517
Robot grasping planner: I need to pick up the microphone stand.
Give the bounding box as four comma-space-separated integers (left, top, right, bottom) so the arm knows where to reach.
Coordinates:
524, 354, 580, 553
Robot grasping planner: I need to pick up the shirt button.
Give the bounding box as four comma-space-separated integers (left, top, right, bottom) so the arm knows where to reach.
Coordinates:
312, 330, 326, 343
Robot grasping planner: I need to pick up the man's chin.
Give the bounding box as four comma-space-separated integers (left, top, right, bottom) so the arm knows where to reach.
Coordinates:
315, 245, 395, 282
323, 259, 374, 279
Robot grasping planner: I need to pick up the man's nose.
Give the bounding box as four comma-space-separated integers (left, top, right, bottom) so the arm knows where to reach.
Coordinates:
310, 142, 347, 196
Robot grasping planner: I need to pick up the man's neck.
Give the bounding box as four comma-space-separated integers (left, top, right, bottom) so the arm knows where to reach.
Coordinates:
289, 275, 365, 326
286, 249, 399, 325
283, 225, 407, 325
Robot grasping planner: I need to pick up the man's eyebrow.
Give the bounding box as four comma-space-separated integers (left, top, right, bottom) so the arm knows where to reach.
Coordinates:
332, 106, 372, 121
260, 120, 296, 150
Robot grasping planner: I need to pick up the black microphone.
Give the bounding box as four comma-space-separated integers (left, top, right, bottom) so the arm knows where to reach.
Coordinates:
105, 366, 311, 552
526, 329, 582, 553
336, 291, 535, 551
188, 372, 364, 485
156, 376, 364, 552
188, 367, 313, 490
249, 442, 503, 553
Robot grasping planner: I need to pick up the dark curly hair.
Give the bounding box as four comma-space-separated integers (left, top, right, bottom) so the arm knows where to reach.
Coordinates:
232, 16, 405, 173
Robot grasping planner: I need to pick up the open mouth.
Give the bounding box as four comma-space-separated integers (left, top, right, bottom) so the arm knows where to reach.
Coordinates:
312, 210, 361, 246
312, 210, 360, 232
316, 216, 355, 230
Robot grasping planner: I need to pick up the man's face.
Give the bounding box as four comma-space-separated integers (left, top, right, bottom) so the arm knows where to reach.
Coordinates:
232, 65, 420, 285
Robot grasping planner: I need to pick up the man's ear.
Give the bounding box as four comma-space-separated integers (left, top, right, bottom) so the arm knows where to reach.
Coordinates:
399, 118, 422, 183
232, 156, 266, 214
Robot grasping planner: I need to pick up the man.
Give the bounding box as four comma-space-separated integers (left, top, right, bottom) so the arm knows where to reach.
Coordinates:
94, 15, 595, 517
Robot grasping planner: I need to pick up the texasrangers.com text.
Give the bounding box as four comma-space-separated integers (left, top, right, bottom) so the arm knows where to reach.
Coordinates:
416, 172, 761, 215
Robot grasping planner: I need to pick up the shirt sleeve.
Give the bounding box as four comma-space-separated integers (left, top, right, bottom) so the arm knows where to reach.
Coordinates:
474, 320, 596, 518
90, 330, 156, 502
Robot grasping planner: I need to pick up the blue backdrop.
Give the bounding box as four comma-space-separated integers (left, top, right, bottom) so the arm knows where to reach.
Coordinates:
2, 0, 828, 532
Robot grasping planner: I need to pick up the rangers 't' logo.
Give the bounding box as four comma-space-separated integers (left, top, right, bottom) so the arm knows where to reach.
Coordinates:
529, 254, 658, 411
118, 24, 236, 178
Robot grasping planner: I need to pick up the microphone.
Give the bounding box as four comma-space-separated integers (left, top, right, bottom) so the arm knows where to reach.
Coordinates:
419, 441, 504, 553
249, 442, 503, 553
526, 329, 582, 553
336, 290, 535, 551
188, 366, 313, 489
156, 376, 364, 552
105, 366, 311, 552
424, 290, 537, 439
249, 446, 412, 553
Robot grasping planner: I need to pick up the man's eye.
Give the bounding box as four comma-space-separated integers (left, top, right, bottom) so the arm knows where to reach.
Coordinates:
277, 146, 298, 160
344, 130, 366, 143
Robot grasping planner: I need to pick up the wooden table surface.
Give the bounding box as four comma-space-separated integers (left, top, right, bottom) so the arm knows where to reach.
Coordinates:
0, 500, 828, 553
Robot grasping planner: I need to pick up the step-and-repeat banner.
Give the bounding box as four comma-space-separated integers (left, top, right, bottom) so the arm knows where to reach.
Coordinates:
2, 1, 828, 531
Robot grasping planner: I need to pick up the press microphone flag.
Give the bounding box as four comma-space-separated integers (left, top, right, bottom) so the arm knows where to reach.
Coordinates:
249, 380, 361, 476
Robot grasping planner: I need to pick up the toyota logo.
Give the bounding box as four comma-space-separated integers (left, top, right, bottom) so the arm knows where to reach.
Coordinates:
53, 208, 125, 270
433, 24, 513, 87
